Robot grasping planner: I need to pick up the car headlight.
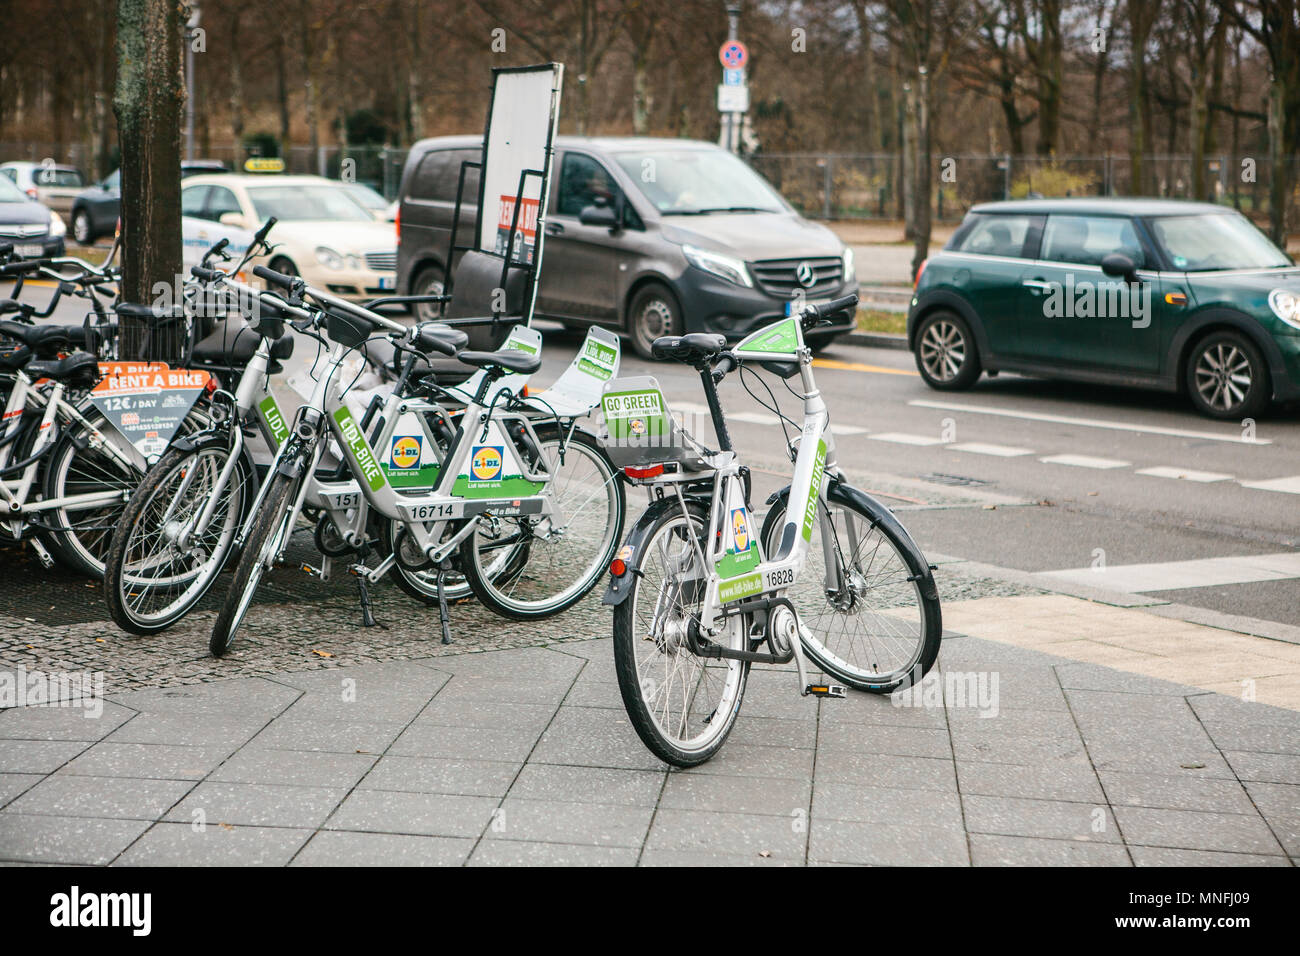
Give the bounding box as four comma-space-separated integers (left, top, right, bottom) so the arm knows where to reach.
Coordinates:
1268, 289, 1300, 330
683, 244, 752, 288
315, 246, 344, 270
48, 211, 66, 238
842, 246, 855, 282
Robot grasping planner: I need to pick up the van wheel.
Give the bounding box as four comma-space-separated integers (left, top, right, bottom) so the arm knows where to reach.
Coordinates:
627, 283, 681, 360
914, 310, 981, 390
72, 209, 94, 245
411, 265, 447, 322
1186, 330, 1270, 420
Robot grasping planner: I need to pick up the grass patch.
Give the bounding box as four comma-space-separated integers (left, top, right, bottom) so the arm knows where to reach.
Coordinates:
855, 308, 907, 335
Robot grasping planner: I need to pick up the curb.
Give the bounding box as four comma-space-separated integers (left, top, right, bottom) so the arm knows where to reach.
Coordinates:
843, 330, 908, 350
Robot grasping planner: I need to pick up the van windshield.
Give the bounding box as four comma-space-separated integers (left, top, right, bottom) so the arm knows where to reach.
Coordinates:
615, 148, 785, 215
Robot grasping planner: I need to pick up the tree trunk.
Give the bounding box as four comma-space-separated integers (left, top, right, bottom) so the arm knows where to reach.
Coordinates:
901, 79, 917, 240
406, 0, 424, 142
113, 0, 184, 363
229, 6, 245, 142
911, 70, 932, 281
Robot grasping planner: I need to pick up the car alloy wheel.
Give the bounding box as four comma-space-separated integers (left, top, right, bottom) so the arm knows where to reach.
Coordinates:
72, 211, 92, 245
920, 318, 966, 382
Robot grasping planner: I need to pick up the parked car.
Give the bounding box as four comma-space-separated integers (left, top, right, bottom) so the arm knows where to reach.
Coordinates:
179, 173, 397, 301
396, 135, 859, 358
908, 198, 1300, 419
0, 162, 86, 216
0, 174, 66, 258
344, 182, 397, 222
68, 159, 229, 244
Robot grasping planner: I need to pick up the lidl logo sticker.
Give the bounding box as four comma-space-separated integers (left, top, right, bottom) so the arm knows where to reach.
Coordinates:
629, 418, 647, 436
470, 446, 504, 482
731, 508, 750, 552
390, 435, 422, 470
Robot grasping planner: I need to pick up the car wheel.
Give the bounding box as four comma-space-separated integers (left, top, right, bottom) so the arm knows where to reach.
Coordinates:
269, 256, 299, 278
627, 283, 681, 360
410, 265, 446, 322
1185, 330, 1270, 420
72, 209, 94, 245
914, 310, 981, 390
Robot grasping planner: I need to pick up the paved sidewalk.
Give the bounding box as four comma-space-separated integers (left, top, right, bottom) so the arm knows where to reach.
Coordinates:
1, 632, 1296, 866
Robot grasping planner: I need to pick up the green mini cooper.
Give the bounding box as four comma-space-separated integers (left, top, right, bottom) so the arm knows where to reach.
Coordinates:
907, 198, 1300, 419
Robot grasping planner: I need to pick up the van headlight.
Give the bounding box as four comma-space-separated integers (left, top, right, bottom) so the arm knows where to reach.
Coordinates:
1268, 289, 1300, 330
49, 211, 66, 238
842, 246, 855, 282
683, 244, 752, 288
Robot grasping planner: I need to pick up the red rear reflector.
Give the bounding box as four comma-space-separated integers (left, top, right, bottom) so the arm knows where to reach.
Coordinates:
609, 558, 627, 577
624, 464, 664, 479
204, 378, 218, 395
521, 384, 530, 398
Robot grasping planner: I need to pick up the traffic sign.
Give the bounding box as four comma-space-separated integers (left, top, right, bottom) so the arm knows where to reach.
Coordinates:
719, 40, 748, 70
723, 68, 743, 86
717, 84, 749, 113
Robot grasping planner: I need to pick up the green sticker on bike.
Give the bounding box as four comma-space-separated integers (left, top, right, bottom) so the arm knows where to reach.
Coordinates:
718, 572, 762, 604
802, 439, 826, 542
333, 406, 386, 492
259, 395, 289, 448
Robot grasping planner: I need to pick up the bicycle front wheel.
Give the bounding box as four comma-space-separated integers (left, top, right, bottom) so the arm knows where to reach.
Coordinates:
759, 484, 942, 692
461, 426, 624, 620
105, 435, 255, 634
210, 468, 298, 657
612, 499, 748, 767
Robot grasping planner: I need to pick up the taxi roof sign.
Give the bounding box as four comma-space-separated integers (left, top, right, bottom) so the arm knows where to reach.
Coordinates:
243, 157, 285, 173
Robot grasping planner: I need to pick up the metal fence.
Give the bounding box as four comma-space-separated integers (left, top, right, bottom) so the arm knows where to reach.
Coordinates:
4, 141, 1297, 225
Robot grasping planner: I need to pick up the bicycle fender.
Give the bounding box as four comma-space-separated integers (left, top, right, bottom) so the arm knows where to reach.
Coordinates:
602, 496, 688, 607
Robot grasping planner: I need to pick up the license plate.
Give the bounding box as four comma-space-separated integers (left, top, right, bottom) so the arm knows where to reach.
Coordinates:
377, 276, 395, 290
16, 245, 43, 257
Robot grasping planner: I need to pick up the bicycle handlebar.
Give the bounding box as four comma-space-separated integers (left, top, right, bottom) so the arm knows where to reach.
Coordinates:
0, 258, 49, 277
799, 293, 859, 327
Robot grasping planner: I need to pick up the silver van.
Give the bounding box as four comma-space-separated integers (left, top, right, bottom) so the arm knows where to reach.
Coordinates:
396, 136, 858, 358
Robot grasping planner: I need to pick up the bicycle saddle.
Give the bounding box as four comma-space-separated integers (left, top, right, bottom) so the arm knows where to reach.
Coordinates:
651, 332, 726, 364
0, 320, 73, 353
413, 323, 469, 356
24, 351, 101, 389
0, 344, 32, 371
0, 299, 21, 316
116, 302, 184, 322
456, 348, 541, 375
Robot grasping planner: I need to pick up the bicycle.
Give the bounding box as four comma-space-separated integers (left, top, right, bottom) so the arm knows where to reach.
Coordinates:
602, 295, 942, 766
205, 263, 624, 656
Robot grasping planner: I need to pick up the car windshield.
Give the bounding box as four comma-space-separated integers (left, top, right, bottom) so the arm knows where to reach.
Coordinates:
0, 177, 28, 203
245, 184, 373, 222
35, 168, 84, 188
344, 183, 388, 211
103, 170, 120, 189
615, 148, 785, 215
1148, 213, 1291, 271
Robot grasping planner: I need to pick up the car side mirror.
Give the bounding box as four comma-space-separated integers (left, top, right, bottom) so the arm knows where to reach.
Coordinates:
579, 203, 619, 230
219, 212, 248, 229
1101, 252, 1140, 284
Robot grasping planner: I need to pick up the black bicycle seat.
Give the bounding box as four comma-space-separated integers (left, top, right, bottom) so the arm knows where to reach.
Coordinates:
0, 320, 72, 353
456, 348, 541, 375
116, 302, 184, 323
413, 324, 469, 356
651, 332, 726, 364
0, 299, 22, 316
24, 351, 101, 389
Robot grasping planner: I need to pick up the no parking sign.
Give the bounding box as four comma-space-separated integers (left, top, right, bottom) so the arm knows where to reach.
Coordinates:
719, 40, 748, 70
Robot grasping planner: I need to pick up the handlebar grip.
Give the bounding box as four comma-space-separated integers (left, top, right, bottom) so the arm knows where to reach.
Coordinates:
0, 242, 12, 259
0, 258, 48, 277
253, 216, 277, 245
190, 265, 222, 282
711, 351, 737, 383
253, 263, 297, 290
808, 294, 859, 321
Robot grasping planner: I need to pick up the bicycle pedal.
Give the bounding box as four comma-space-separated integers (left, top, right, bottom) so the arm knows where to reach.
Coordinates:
804, 683, 847, 699
301, 563, 323, 578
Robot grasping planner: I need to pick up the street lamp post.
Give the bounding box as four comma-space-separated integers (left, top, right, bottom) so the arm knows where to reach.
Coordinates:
184, 2, 201, 161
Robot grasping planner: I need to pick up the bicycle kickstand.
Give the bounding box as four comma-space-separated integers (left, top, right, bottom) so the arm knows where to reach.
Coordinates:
351, 547, 384, 629
436, 571, 453, 645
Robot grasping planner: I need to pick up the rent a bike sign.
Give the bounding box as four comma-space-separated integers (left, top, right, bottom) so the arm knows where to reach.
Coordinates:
90, 362, 211, 461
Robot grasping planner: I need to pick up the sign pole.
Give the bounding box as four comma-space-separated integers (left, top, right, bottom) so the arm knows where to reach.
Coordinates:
718, 4, 747, 155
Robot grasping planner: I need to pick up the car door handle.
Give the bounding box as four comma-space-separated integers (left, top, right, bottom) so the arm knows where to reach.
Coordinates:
1022, 278, 1052, 293
545, 222, 564, 236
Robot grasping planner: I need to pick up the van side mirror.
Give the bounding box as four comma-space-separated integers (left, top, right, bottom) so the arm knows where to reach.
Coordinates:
1101, 252, 1140, 284
579, 203, 619, 230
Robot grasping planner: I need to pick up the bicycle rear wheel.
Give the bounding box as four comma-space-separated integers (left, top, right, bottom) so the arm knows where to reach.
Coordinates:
105, 435, 255, 634
210, 468, 298, 656
461, 426, 623, 620
759, 484, 941, 692
612, 499, 748, 767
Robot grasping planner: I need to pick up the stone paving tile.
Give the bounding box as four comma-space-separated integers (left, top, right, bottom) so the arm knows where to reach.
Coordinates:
487, 797, 654, 847
682, 742, 817, 781
291, 831, 472, 867
58, 742, 233, 781
422, 646, 585, 680
108, 678, 300, 716
1112, 806, 1286, 856
0, 701, 134, 741
388, 723, 542, 762
507, 764, 663, 806
817, 693, 948, 728
660, 771, 810, 816
1241, 782, 1300, 856
957, 759, 1105, 803
115, 823, 312, 866
323, 789, 499, 839
645, 808, 808, 862
560, 676, 624, 710
427, 675, 575, 707
638, 848, 798, 866
0, 739, 90, 774
165, 782, 347, 829
969, 833, 1131, 866
8, 773, 193, 820
105, 714, 269, 749
962, 795, 1120, 843
469, 840, 639, 866
1128, 845, 1295, 867
0, 813, 150, 865
1098, 769, 1257, 814
0, 773, 45, 807
243, 717, 407, 755
951, 732, 1089, 766
412, 699, 557, 732
817, 722, 952, 759
809, 819, 970, 865
209, 749, 377, 789
816, 751, 957, 792
357, 756, 521, 798
726, 715, 818, 750
811, 782, 964, 827
529, 706, 667, 772
1198, 722, 1300, 755
1086, 743, 1237, 780
1223, 751, 1300, 785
